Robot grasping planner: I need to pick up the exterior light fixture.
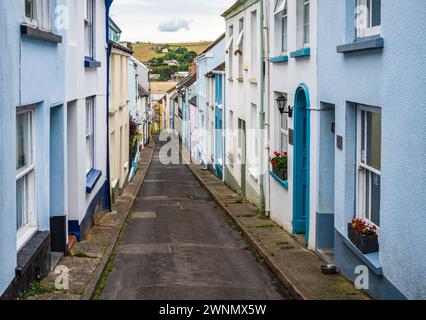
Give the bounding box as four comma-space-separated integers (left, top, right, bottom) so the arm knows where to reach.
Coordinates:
276, 94, 293, 118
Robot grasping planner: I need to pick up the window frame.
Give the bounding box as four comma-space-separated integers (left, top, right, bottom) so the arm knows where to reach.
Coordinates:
356, 0, 381, 39
281, 4, 288, 53
226, 25, 234, 80
303, 0, 310, 46
280, 109, 289, 154
356, 104, 381, 228
86, 97, 95, 174
16, 108, 37, 251
24, 0, 51, 31
84, 0, 95, 59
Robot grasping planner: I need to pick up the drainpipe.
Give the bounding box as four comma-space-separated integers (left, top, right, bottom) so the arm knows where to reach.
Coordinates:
105, 0, 113, 211
259, 0, 266, 215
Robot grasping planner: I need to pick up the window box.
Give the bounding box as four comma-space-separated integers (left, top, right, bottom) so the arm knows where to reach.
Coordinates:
272, 163, 287, 181
347, 222, 379, 254
270, 170, 288, 189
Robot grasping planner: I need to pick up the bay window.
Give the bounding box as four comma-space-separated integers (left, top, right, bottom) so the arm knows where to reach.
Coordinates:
357, 105, 381, 227
356, 0, 381, 38
16, 108, 37, 250
24, 0, 51, 31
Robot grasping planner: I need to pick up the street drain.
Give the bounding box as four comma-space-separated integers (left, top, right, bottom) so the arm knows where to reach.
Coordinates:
132, 211, 157, 219
78, 245, 101, 256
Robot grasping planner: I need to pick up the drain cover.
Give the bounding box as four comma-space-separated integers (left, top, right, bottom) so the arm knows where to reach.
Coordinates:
132, 211, 157, 219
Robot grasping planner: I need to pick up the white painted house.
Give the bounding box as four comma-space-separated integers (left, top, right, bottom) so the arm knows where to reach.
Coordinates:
267, 0, 319, 249
65, 0, 109, 243
222, 0, 263, 207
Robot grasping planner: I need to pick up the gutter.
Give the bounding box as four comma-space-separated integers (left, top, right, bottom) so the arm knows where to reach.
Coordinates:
259, 0, 266, 215
105, 0, 113, 211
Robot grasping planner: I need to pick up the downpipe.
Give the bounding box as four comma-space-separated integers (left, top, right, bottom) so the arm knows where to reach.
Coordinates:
259, 0, 266, 215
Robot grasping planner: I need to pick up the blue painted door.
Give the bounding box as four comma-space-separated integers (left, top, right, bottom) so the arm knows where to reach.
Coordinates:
293, 85, 310, 244
214, 75, 223, 179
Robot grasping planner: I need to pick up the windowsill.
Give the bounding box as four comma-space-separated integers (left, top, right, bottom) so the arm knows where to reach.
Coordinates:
228, 78, 233, 82
86, 169, 102, 193
237, 77, 244, 82
248, 77, 258, 84
290, 47, 310, 59
337, 36, 384, 54
16, 231, 50, 277
270, 55, 289, 63
337, 229, 383, 276
270, 171, 288, 189
20, 24, 62, 44
84, 57, 102, 69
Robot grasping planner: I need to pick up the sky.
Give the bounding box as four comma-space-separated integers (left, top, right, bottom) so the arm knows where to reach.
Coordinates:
110, 0, 236, 43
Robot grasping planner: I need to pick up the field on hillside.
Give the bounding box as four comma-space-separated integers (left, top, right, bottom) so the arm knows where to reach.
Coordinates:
133, 41, 211, 63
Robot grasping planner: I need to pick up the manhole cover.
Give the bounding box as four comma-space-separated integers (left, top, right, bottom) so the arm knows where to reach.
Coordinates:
78, 246, 101, 255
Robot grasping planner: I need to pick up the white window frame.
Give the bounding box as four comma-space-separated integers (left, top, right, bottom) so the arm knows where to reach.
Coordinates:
280, 103, 289, 153
85, 0, 95, 59
16, 108, 37, 251
356, 105, 381, 228
281, 3, 288, 53
86, 97, 95, 174
226, 25, 234, 79
356, 0, 381, 38
303, 0, 310, 46
24, 0, 51, 31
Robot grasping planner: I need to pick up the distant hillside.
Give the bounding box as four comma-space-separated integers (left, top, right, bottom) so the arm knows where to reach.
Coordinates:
133, 41, 212, 63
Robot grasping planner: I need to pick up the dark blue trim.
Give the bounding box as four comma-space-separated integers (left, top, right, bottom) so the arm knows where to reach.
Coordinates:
68, 220, 81, 242
270, 55, 289, 63
86, 169, 102, 193
337, 37, 384, 54
316, 212, 334, 249
336, 229, 383, 275
290, 47, 310, 59
270, 171, 288, 189
84, 57, 102, 68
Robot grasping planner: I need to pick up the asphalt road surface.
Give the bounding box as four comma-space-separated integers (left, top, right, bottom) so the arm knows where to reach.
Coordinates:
101, 136, 290, 300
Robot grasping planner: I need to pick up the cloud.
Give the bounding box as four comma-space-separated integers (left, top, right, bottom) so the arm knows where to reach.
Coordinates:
157, 18, 192, 32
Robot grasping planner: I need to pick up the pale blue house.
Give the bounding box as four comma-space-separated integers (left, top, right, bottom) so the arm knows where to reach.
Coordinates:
0, 0, 114, 299
318, 0, 426, 299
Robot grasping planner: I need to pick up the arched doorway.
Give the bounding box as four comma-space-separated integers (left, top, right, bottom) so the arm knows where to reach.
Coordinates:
293, 84, 310, 245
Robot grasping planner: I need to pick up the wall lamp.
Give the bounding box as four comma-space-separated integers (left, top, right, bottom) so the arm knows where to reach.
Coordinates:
276, 94, 293, 118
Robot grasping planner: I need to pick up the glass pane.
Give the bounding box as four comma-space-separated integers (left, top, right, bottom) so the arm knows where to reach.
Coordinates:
304, 3, 310, 43
282, 15, 288, 52
16, 112, 30, 171
365, 170, 370, 220
371, 0, 381, 27
367, 111, 381, 171
25, 0, 34, 19
281, 113, 288, 131
281, 133, 288, 153
361, 110, 366, 164
371, 172, 381, 226
16, 177, 28, 230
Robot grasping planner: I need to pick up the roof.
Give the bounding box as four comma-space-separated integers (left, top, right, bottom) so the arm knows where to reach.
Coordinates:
176, 73, 197, 91
205, 62, 225, 78
222, 0, 258, 19
189, 96, 197, 107
198, 33, 226, 57
109, 40, 133, 55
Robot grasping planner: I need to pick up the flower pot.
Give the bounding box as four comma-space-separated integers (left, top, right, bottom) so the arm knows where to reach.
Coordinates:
273, 164, 288, 181
347, 223, 379, 254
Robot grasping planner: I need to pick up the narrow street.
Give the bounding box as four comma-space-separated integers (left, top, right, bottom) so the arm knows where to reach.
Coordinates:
101, 136, 290, 300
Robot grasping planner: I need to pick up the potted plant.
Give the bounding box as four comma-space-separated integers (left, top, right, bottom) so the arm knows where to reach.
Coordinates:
271, 151, 288, 181
348, 218, 379, 254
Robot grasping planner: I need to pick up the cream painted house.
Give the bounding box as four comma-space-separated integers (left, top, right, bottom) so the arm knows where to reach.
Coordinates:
108, 24, 132, 201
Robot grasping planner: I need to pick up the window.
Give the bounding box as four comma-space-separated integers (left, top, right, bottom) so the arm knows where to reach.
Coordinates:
274, 0, 288, 54
237, 18, 244, 79
16, 108, 37, 250
356, 0, 381, 38
226, 25, 234, 79
303, 0, 310, 45
24, 0, 51, 31
282, 4, 288, 53
280, 98, 288, 153
86, 97, 95, 173
250, 11, 258, 77
357, 106, 381, 227
84, 0, 95, 58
